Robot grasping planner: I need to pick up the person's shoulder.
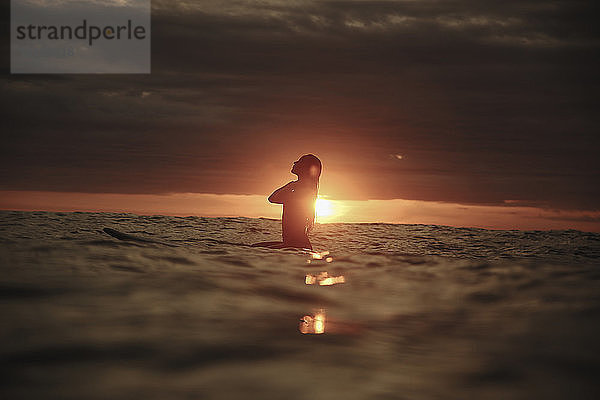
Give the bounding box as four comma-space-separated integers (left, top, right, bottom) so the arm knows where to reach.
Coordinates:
294, 181, 316, 194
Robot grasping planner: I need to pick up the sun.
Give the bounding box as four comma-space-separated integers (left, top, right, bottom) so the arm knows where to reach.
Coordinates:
315, 197, 335, 219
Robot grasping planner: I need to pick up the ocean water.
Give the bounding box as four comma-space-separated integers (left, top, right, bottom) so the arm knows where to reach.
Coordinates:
1, 210, 599, 399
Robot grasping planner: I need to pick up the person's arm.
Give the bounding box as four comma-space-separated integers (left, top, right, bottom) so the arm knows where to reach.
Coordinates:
268, 181, 296, 204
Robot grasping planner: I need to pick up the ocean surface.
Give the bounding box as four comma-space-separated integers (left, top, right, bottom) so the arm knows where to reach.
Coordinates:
1, 210, 600, 399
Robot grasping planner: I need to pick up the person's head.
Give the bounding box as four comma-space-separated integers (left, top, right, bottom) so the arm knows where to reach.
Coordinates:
291, 154, 322, 182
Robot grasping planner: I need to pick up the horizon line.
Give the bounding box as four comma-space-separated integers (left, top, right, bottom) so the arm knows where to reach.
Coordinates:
2, 207, 598, 234
0, 190, 599, 233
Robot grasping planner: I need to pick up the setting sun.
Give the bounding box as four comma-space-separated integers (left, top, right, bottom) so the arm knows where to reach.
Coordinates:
315, 197, 335, 220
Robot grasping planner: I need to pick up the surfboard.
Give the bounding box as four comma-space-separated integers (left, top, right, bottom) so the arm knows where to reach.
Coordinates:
103, 227, 312, 251
103, 227, 177, 247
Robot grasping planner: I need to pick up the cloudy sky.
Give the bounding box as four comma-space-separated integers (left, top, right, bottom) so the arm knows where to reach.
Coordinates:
1, 0, 599, 230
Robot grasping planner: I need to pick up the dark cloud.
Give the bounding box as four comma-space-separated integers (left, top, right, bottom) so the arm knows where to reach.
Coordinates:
1, 0, 598, 209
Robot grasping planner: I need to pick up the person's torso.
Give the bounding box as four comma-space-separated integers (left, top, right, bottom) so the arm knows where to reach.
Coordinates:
281, 183, 315, 243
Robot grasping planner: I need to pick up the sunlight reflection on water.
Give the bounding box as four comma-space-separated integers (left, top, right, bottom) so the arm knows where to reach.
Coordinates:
299, 310, 326, 334
305, 271, 345, 286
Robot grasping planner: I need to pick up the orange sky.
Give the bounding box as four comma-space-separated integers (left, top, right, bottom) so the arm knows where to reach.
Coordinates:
1, 191, 598, 232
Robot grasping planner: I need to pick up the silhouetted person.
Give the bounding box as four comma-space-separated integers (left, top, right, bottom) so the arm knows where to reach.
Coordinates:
252, 154, 322, 250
